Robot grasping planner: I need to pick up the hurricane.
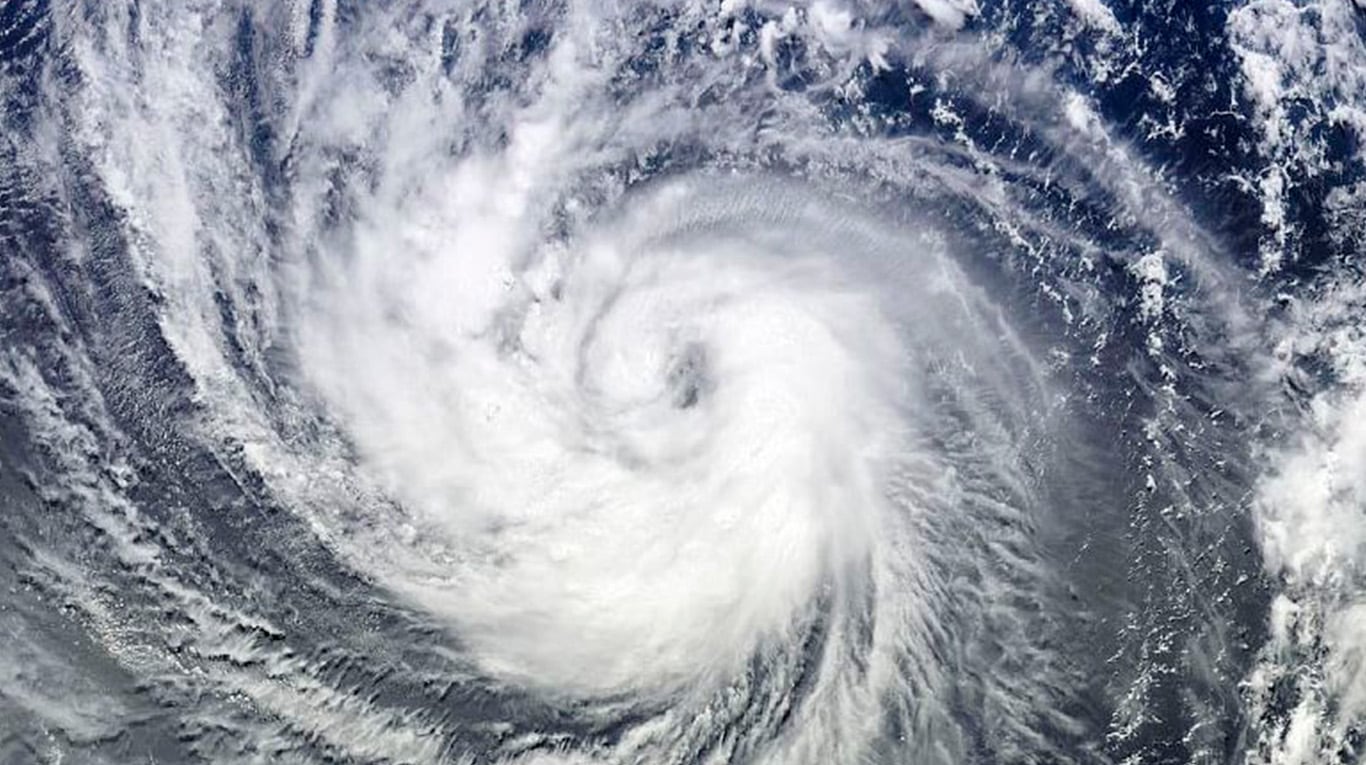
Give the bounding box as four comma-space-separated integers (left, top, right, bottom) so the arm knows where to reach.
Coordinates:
2, 1, 1365, 763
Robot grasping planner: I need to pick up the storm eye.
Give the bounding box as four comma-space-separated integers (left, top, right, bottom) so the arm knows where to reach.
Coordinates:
667, 343, 710, 410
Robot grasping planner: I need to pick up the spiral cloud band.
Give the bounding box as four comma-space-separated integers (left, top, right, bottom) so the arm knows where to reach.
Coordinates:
302, 178, 908, 693
285, 161, 1046, 759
